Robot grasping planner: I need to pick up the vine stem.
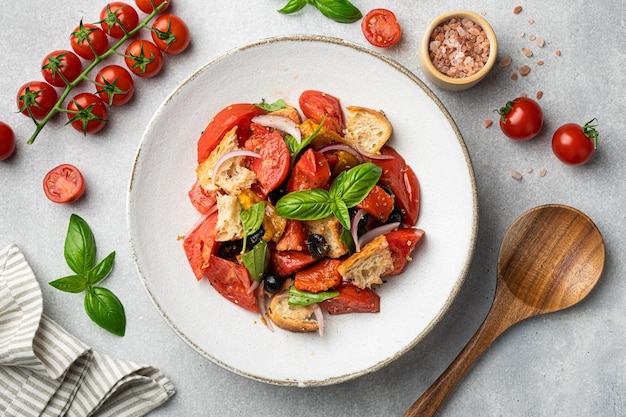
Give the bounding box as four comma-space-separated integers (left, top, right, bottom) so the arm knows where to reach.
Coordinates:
27, 2, 167, 144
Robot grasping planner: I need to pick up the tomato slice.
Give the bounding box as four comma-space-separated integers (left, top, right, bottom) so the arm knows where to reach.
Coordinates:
287, 148, 331, 192
320, 283, 380, 315
299, 90, 345, 135
197, 103, 265, 164
372, 146, 420, 226
183, 211, 219, 280
43, 164, 85, 203
383, 228, 425, 276
188, 180, 217, 214
294, 259, 342, 293
270, 250, 317, 277
244, 124, 291, 195
361, 8, 402, 48
356, 185, 394, 222
205, 255, 258, 313
275, 220, 308, 252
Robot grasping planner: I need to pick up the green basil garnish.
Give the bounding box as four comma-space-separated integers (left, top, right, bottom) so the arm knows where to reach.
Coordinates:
240, 201, 265, 253
284, 114, 326, 160
288, 286, 339, 306
241, 240, 270, 283
277, 0, 307, 15
278, 0, 362, 23
254, 98, 287, 112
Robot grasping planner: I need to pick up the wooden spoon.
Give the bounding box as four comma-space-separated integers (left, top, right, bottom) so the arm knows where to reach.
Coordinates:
404, 204, 605, 417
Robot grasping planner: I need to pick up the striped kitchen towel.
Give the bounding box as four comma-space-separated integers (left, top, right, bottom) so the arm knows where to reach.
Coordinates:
0, 244, 175, 417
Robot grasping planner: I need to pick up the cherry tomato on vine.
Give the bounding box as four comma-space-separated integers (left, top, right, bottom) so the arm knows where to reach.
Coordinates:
498, 97, 543, 140
0, 122, 16, 161
124, 40, 163, 78
135, 0, 170, 14
17, 81, 58, 121
41, 50, 83, 87
151, 14, 190, 55
43, 164, 85, 204
100, 2, 140, 38
70, 22, 110, 60
66, 93, 108, 134
95, 65, 135, 106
361, 8, 402, 48
552, 119, 599, 166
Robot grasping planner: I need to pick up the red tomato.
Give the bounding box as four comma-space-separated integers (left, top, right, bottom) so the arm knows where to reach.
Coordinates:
100, 2, 139, 38
299, 90, 345, 135
188, 180, 217, 214
183, 211, 219, 280
95, 65, 135, 106
43, 164, 85, 204
320, 283, 380, 315
361, 8, 402, 48
383, 228, 425, 276
356, 185, 394, 222
372, 146, 420, 226
205, 255, 258, 313
124, 40, 163, 78
270, 250, 317, 277
41, 50, 83, 87
244, 124, 291, 195
498, 97, 543, 140
70, 22, 110, 60
197, 103, 265, 164
151, 14, 190, 55
66, 93, 108, 134
135, 0, 169, 13
552, 119, 599, 166
294, 259, 342, 293
287, 148, 331, 192
16, 81, 58, 121
275, 220, 307, 252
0, 122, 16, 161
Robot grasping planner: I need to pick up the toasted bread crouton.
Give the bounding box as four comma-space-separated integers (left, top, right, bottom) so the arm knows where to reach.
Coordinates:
215, 194, 244, 242
196, 126, 257, 195
303, 216, 348, 259
267, 286, 319, 333
337, 234, 394, 289
343, 106, 392, 154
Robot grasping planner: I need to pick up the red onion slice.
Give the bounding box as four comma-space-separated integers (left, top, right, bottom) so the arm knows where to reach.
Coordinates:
256, 284, 274, 332
358, 146, 395, 160
350, 208, 367, 252
318, 142, 363, 162
357, 222, 401, 250
211, 150, 261, 186
312, 303, 324, 337
183, 204, 218, 238
252, 114, 302, 143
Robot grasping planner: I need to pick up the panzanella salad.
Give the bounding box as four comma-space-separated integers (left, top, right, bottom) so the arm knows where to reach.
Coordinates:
183, 90, 424, 335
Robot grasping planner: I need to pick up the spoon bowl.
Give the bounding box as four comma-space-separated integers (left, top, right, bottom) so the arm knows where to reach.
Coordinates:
404, 204, 605, 417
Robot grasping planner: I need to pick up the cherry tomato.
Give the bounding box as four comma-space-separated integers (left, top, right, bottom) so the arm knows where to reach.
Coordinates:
383, 228, 425, 276
17, 81, 58, 121
275, 220, 307, 252
294, 259, 342, 293
356, 185, 395, 222
498, 97, 543, 140
70, 22, 110, 60
244, 124, 291, 195
205, 255, 258, 313
270, 250, 317, 277
361, 8, 402, 48
41, 50, 83, 87
100, 2, 139, 38
287, 148, 331, 193
43, 164, 85, 204
135, 0, 169, 14
151, 14, 190, 55
187, 180, 217, 214
124, 40, 163, 78
320, 282, 380, 315
66, 93, 108, 134
95, 65, 135, 106
299, 90, 345, 135
197, 103, 265, 163
0, 122, 16, 161
552, 119, 599, 166
183, 211, 219, 280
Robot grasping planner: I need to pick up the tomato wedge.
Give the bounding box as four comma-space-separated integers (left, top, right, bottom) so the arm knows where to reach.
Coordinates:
205, 255, 258, 313
275, 220, 308, 252
320, 283, 380, 315
183, 211, 219, 280
299, 90, 345, 135
244, 124, 290, 195
383, 228, 425, 276
188, 180, 217, 214
361, 8, 402, 48
270, 250, 317, 277
197, 103, 264, 163
356, 185, 394, 222
287, 148, 331, 192
43, 164, 85, 203
294, 259, 342, 293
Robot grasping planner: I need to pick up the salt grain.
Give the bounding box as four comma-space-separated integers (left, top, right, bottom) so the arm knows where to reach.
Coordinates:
537, 60, 544, 65
522, 47, 533, 57
499, 55, 512, 68
529, 34, 536, 41
526, 166, 533, 173
510, 170, 523, 180
555, 49, 562, 56
484, 119, 493, 128
536, 90, 543, 99
511, 72, 519, 81
528, 18, 535, 24
536, 37, 545, 47
514, 6, 523, 14
518, 65, 531, 76
539, 168, 547, 177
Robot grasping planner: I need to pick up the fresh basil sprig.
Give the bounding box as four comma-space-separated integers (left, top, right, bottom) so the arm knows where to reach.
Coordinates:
254, 98, 287, 112
288, 285, 339, 305
275, 162, 382, 230
278, 0, 362, 24
284, 114, 326, 160
241, 240, 270, 283
49, 214, 126, 336
240, 202, 265, 253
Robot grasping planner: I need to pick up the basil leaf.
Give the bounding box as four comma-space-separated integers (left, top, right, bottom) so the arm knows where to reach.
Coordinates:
88, 251, 115, 285
254, 98, 287, 112
84, 286, 126, 336
240, 202, 265, 253
308, 0, 362, 23
49, 275, 88, 294
332, 198, 351, 230
340, 227, 356, 254
275, 188, 333, 221
64, 214, 97, 275
288, 285, 339, 306
277, 0, 307, 14
241, 240, 270, 283
285, 115, 326, 160
330, 162, 382, 208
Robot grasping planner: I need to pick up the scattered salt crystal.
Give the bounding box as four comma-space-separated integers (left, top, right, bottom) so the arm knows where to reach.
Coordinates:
510, 170, 523, 180
484, 119, 493, 128
536, 91, 543, 99
539, 168, 547, 177
556, 49, 562, 56
514, 6, 523, 14
522, 47, 533, 57
518, 65, 531, 76
511, 72, 519, 80
526, 166, 533, 173
528, 18, 535, 24
536, 37, 545, 47
520, 92, 527, 97
499, 55, 512, 67
519, 31, 525, 38
537, 60, 544, 65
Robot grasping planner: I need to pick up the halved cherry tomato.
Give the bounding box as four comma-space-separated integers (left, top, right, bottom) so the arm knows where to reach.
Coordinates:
498, 97, 543, 141
373, 146, 420, 226
275, 220, 307, 252
41, 50, 83, 87
100, 2, 139, 38
0, 122, 16, 161
124, 40, 163, 78
135, 0, 169, 13
320, 282, 380, 315
244, 124, 290, 195
183, 211, 219, 280
188, 180, 217, 214
294, 259, 342, 293
70, 22, 110, 60
151, 14, 190, 55
270, 250, 317, 277
287, 148, 331, 192
205, 255, 258, 313
383, 228, 425, 276
361, 8, 402, 48
66, 93, 108, 134
299, 90, 345, 135
197, 103, 265, 164
356, 185, 394, 222
17, 81, 58, 121
95, 65, 135, 106
43, 164, 85, 204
